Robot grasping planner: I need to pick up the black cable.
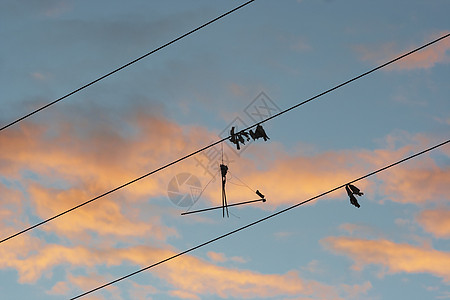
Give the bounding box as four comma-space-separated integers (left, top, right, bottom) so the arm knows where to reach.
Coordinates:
181, 198, 265, 215
70, 139, 450, 300
0, 0, 256, 132
1, 33, 448, 245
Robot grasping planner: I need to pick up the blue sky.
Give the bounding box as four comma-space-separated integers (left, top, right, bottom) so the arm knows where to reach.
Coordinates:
0, 0, 449, 299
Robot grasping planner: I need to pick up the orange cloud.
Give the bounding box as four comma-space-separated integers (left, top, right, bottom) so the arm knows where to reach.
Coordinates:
46, 281, 69, 295
151, 251, 361, 299
0, 115, 214, 242
322, 236, 450, 282
417, 209, 450, 239
355, 31, 450, 70
0, 239, 369, 299
193, 145, 371, 211
129, 282, 159, 300
206, 251, 246, 264
357, 133, 450, 204
27, 184, 176, 241
196, 134, 449, 210
375, 158, 450, 204
206, 251, 227, 263
2, 117, 446, 247
67, 273, 119, 300
0, 183, 25, 227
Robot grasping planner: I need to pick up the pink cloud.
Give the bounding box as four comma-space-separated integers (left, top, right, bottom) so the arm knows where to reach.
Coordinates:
322, 236, 450, 282
375, 157, 450, 204
417, 209, 450, 239
1, 117, 447, 247
206, 251, 247, 264
27, 184, 176, 240
0, 239, 370, 299
355, 32, 450, 70
206, 251, 227, 263
46, 281, 70, 295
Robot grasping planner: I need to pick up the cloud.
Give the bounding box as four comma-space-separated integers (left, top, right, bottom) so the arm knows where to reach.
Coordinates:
301, 260, 326, 275
0, 115, 447, 299
129, 282, 159, 300
196, 145, 371, 209
417, 209, 450, 239
207, 251, 247, 264
206, 251, 227, 263
169, 290, 200, 300
200, 132, 448, 208
0, 239, 370, 299
339, 281, 372, 299
375, 158, 450, 204
46, 281, 69, 295
322, 236, 450, 282
27, 184, 176, 241
0, 183, 26, 227
67, 273, 120, 300
2, 117, 447, 247
0, 114, 211, 241
153, 251, 364, 299
44, 0, 72, 17
355, 32, 450, 70
339, 223, 385, 239
360, 132, 450, 204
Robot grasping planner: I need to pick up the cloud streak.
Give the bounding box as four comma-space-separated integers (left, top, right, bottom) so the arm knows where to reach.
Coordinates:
355, 32, 450, 70
323, 236, 450, 282
0, 240, 370, 299
417, 209, 450, 239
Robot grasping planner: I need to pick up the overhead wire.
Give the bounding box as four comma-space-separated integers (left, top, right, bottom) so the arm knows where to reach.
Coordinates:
0, 0, 256, 132
70, 138, 450, 299
181, 198, 265, 216
0, 32, 448, 245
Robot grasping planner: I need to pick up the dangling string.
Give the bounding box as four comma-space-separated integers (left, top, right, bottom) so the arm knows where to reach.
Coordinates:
183, 172, 218, 214
227, 171, 256, 193
219, 143, 229, 217
182, 143, 266, 217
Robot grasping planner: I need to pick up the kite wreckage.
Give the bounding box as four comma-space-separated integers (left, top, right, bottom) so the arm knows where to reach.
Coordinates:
182, 124, 269, 217
182, 124, 365, 217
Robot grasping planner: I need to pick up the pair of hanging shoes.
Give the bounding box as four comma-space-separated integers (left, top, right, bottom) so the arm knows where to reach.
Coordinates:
345, 184, 363, 208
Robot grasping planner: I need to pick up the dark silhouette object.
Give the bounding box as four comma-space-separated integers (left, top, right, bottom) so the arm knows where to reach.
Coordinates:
229, 127, 250, 150
255, 190, 266, 202
240, 131, 251, 142
181, 198, 266, 215
229, 127, 242, 150
348, 184, 363, 196
181, 165, 268, 217
220, 164, 229, 217
249, 124, 270, 141
345, 184, 363, 208
229, 124, 270, 150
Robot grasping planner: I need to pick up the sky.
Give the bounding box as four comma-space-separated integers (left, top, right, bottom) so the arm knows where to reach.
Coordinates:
0, 0, 449, 299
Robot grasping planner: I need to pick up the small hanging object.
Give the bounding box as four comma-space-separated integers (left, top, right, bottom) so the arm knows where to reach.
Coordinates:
220, 163, 229, 218
229, 124, 270, 150
181, 160, 267, 216
229, 127, 242, 150
345, 184, 363, 208
250, 124, 270, 141
255, 190, 266, 202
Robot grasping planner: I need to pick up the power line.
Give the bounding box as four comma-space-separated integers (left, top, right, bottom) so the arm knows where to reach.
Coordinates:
0, 0, 256, 133
181, 198, 266, 216
0, 33, 448, 245
70, 139, 450, 300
